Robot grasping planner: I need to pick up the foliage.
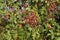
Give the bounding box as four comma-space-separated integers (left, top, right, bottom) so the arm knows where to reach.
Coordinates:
0, 0, 60, 40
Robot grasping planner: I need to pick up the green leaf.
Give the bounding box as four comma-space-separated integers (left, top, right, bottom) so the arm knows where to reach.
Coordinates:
35, 0, 38, 2
57, 37, 60, 40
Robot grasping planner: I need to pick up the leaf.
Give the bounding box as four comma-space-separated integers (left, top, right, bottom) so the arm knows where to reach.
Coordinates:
35, 0, 38, 3
4, 30, 11, 40
41, 0, 44, 2
57, 37, 60, 40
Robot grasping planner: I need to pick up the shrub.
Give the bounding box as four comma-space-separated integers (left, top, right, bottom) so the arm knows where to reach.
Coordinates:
0, 0, 60, 40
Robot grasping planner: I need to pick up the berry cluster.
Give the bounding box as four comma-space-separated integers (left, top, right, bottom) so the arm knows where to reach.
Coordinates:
5, 14, 10, 20
2, 12, 10, 20
47, 0, 58, 13
23, 13, 38, 26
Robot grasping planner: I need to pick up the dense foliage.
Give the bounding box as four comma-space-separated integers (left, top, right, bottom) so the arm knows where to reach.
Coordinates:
0, 0, 60, 40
